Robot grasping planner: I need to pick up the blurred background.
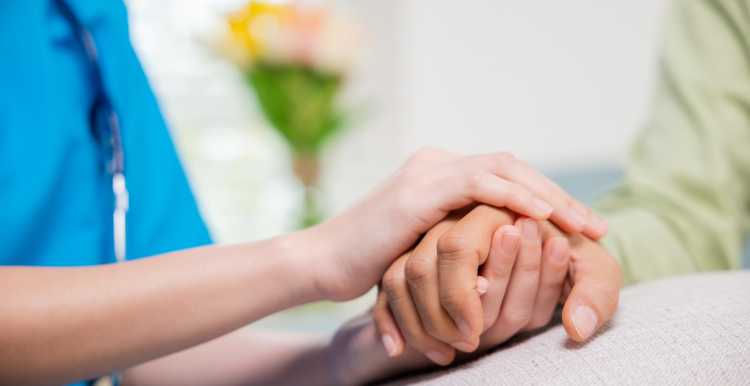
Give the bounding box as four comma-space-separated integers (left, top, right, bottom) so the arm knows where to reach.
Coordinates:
122, 0, 714, 333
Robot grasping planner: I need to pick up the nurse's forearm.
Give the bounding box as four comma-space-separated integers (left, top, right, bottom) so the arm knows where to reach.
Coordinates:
0, 232, 322, 386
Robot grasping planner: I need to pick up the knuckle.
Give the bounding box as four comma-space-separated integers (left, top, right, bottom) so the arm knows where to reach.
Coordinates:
382, 270, 406, 296
437, 230, 474, 257
383, 285, 410, 304
494, 151, 517, 170
404, 254, 436, 284
464, 169, 486, 191
499, 310, 532, 329
517, 255, 541, 272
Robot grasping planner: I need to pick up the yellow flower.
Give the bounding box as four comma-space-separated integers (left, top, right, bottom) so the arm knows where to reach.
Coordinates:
228, 2, 295, 65
221, 1, 363, 72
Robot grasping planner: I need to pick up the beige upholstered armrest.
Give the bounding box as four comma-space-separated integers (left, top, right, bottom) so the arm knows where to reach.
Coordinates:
384, 271, 750, 385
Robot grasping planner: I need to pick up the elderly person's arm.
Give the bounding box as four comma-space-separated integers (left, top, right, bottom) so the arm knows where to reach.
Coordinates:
595, 0, 750, 285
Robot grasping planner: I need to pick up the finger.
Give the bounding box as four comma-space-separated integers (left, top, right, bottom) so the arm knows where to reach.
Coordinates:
480, 217, 542, 347
539, 221, 574, 305
435, 206, 518, 343
497, 159, 590, 234
535, 173, 608, 240
478, 225, 520, 331
405, 219, 479, 352
373, 286, 406, 357
476, 276, 489, 296
559, 262, 574, 304
464, 152, 608, 238
382, 251, 455, 365
561, 239, 622, 342
422, 167, 554, 223
520, 237, 569, 333
582, 212, 609, 240
539, 222, 623, 342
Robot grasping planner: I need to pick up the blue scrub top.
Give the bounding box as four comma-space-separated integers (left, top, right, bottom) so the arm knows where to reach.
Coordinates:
0, 0, 212, 384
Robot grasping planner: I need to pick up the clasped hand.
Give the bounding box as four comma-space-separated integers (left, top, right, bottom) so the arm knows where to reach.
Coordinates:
303, 148, 621, 385
372, 204, 622, 367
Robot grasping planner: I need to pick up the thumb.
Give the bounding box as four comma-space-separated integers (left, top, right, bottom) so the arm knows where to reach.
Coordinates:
560, 237, 622, 341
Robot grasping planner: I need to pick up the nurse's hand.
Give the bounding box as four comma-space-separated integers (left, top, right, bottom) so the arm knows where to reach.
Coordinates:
301, 148, 607, 304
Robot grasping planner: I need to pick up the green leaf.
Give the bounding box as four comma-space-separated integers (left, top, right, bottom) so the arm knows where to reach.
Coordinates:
247, 63, 344, 154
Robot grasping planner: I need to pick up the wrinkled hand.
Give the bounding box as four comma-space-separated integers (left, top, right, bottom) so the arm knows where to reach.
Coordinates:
371, 204, 622, 365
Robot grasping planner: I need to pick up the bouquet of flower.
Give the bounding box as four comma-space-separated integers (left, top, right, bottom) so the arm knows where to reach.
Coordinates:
220, 1, 363, 227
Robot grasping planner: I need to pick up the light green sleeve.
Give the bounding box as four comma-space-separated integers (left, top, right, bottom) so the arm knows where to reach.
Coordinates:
595, 0, 750, 285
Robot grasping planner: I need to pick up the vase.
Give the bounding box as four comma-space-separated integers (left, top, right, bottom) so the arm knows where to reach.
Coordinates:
292, 150, 324, 228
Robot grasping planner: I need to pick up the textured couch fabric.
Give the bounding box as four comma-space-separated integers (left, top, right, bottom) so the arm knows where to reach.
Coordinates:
385, 270, 750, 385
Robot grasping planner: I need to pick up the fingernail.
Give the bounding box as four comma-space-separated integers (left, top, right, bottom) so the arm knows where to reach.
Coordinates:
476, 276, 489, 295
450, 341, 475, 352
572, 305, 598, 340
382, 333, 397, 356
550, 239, 567, 263
426, 351, 449, 365
500, 232, 520, 256
534, 197, 553, 214
522, 219, 539, 243
589, 214, 608, 234
569, 207, 588, 227
455, 319, 474, 339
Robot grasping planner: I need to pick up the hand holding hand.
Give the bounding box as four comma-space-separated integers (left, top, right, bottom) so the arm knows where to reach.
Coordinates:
371, 204, 621, 365
304, 149, 607, 304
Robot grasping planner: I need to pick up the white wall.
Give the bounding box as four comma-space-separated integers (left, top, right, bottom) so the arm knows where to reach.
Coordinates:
127, 0, 673, 238
324, 0, 670, 214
